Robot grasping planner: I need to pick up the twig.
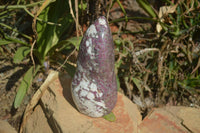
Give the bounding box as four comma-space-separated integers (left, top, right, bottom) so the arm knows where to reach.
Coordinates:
30, 39, 36, 72
24, 8, 61, 26
135, 48, 160, 56
57, 48, 77, 71
191, 57, 200, 74
124, 77, 132, 99
106, 0, 113, 19
123, 45, 144, 72
19, 70, 59, 133
75, 0, 79, 37
69, 0, 83, 37
0, 1, 45, 9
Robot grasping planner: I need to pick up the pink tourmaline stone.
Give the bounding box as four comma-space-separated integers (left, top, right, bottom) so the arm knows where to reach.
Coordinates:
71, 16, 117, 117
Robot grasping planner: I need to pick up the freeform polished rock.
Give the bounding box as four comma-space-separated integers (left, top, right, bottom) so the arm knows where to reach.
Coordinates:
71, 16, 117, 117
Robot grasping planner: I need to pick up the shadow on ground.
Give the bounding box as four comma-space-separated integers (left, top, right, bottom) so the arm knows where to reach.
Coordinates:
58, 73, 77, 110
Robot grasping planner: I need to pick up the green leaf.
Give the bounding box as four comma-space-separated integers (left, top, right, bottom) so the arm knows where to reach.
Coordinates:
103, 112, 116, 122
0, 37, 28, 46
14, 65, 40, 108
14, 67, 33, 108
132, 77, 143, 96
66, 37, 82, 50
65, 63, 76, 78
0, 39, 13, 45
114, 39, 122, 46
178, 82, 197, 94
136, 0, 157, 18
47, 36, 82, 55
78, 2, 87, 10
116, 75, 120, 91
36, 0, 74, 63
13, 46, 30, 63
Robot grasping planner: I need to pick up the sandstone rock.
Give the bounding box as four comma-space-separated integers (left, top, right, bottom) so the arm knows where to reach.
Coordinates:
164, 106, 200, 133
138, 106, 200, 133
23, 105, 53, 133
0, 120, 17, 133
22, 71, 200, 133
39, 72, 142, 133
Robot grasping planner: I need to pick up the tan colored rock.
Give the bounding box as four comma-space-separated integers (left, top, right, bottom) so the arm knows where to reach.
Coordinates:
138, 108, 188, 133
164, 106, 200, 133
22, 71, 200, 133
138, 106, 200, 133
0, 120, 17, 133
39, 73, 142, 133
23, 105, 53, 133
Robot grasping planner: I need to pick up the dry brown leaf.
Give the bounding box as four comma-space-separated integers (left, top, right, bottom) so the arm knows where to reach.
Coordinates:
156, 4, 177, 33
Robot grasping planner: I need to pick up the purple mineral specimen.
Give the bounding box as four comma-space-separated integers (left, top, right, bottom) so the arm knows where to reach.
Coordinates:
71, 16, 117, 117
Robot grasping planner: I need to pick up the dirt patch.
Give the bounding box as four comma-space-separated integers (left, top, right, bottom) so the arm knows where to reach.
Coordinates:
0, 48, 44, 131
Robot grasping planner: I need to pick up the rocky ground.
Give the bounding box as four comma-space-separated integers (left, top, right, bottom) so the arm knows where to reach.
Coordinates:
1, 71, 200, 133
0, 54, 44, 131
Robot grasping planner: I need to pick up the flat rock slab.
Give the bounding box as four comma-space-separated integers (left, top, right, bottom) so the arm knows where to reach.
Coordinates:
138, 106, 200, 133
0, 120, 17, 133
22, 71, 200, 133
23, 72, 142, 133
23, 105, 53, 133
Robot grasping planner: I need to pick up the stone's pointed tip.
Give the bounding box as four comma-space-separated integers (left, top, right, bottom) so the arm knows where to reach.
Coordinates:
95, 16, 108, 27
96, 16, 106, 21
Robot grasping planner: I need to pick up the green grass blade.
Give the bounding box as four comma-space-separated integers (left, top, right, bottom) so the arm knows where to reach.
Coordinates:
0, 35, 29, 46
14, 66, 40, 108
116, 0, 128, 23
0, 39, 14, 45
116, 75, 120, 91
13, 46, 30, 63
136, 0, 157, 18
0, 23, 32, 40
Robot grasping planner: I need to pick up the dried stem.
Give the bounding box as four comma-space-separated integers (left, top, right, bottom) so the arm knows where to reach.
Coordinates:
69, 0, 83, 37
57, 48, 77, 71
106, 0, 113, 19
